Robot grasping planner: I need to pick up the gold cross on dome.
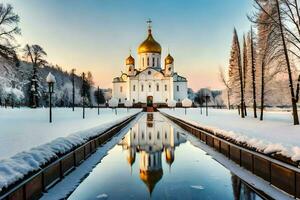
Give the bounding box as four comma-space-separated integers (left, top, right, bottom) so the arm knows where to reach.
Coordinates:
147, 18, 152, 29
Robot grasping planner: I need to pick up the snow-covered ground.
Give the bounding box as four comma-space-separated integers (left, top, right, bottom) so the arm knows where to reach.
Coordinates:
0, 107, 141, 191
0, 108, 140, 159
160, 108, 300, 161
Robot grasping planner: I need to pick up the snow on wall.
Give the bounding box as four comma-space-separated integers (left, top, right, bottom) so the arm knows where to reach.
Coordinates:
160, 108, 300, 162
0, 112, 140, 192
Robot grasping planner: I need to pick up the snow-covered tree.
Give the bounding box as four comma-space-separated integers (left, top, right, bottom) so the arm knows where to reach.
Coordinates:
228, 28, 245, 118
23, 44, 47, 108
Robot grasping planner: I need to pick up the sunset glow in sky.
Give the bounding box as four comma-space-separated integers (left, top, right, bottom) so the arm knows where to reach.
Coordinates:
4, 0, 252, 90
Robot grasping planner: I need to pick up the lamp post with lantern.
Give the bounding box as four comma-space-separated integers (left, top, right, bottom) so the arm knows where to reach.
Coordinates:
46, 72, 56, 123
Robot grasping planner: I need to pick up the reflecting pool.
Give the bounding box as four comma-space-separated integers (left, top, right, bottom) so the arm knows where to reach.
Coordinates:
68, 113, 265, 200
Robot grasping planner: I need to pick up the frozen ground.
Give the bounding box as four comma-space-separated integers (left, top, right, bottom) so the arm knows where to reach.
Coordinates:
0, 108, 140, 159
160, 108, 300, 161
0, 107, 141, 191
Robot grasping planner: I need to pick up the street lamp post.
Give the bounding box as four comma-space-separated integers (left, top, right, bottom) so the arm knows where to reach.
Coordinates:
82, 72, 86, 119
205, 95, 208, 116
46, 72, 56, 123
97, 86, 100, 115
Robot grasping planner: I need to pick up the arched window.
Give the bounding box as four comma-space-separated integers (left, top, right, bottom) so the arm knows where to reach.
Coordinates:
141, 84, 144, 92
133, 85, 136, 91
142, 58, 144, 67
177, 85, 179, 91
165, 84, 167, 91
156, 84, 159, 91
157, 58, 159, 67
147, 57, 149, 66
149, 84, 152, 92
152, 57, 155, 67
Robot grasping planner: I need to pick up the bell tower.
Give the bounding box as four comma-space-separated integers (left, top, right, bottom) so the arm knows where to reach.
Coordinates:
164, 53, 174, 76
126, 52, 135, 76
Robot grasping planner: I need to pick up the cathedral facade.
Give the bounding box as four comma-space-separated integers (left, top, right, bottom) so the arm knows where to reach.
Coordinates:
112, 22, 188, 104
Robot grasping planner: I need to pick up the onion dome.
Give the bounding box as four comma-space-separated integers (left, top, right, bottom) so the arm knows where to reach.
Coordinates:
126, 54, 135, 65
165, 148, 174, 166
140, 169, 163, 194
138, 28, 162, 54
165, 54, 174, 65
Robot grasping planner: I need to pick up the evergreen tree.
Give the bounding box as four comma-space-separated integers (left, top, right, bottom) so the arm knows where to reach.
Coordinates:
23, 44, 47, 108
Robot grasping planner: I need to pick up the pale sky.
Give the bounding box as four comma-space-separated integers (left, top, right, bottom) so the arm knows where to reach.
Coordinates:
3, 0, 252, 91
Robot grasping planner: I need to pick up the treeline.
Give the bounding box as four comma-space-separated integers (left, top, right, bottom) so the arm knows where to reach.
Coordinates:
221, 0, 300, 125
0, 3, 106, 108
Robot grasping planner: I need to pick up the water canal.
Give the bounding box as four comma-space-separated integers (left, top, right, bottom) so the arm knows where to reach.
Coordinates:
67, 112, 266, 200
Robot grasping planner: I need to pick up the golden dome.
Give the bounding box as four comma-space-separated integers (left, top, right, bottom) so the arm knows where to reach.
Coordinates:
165, 54, 174, 65
126, 55, 135, 65
140, 169, 163, 194
138, 29, 162, 54
165, 148, 174, 166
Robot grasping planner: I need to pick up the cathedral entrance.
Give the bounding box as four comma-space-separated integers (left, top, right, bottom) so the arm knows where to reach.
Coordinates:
146, 96, 154, 112
147, 96, 153, 107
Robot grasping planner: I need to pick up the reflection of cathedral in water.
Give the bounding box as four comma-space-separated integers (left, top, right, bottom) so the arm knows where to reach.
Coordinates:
119, 113, 186, 194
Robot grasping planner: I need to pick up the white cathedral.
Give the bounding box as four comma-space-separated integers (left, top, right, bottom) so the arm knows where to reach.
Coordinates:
112, 21, 188, 105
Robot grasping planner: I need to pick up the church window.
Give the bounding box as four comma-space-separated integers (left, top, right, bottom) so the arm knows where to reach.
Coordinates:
168, 67, 171, 71
142, 58, 145, 67
177, 85, 179, 91
133, 99, 135, 103
165, 84, 167, 91
157, 131, 160, 139
147, 57, 149, 66
119, 98, 121, 103
157, 59, 159, 66
141, 84, 144, 92
133, 85, 136, 91
156, 84, 159, 91
165, 132, 167, 139
148, 70, 151, 75
142, 131, 144, 139
149, 132, 151, 140
152, 57, 155, 67
120, 86, 123, 92
149, 84, 151, 92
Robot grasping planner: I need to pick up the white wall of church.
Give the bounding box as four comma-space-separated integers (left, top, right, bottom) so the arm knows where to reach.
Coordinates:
112, 81, 128, 103
127, 68, 173, 103
173, 81, 188, 102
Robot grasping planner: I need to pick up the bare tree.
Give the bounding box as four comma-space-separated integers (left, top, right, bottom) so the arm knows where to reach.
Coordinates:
252, 0, 299, 124
250, 27, 258, 118
243, 34, 248, 116
0, 3, 20, 63
219, 67, 232, 109
229, 28, 245, 118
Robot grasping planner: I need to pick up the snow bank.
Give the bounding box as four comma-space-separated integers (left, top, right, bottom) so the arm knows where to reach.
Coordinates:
167, 99, 177, 108
108, 98, 118, 108
182, 98, 192, 107
124, 100, 133, 107
160, 108, 300, 162
0, 112, 139, 192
